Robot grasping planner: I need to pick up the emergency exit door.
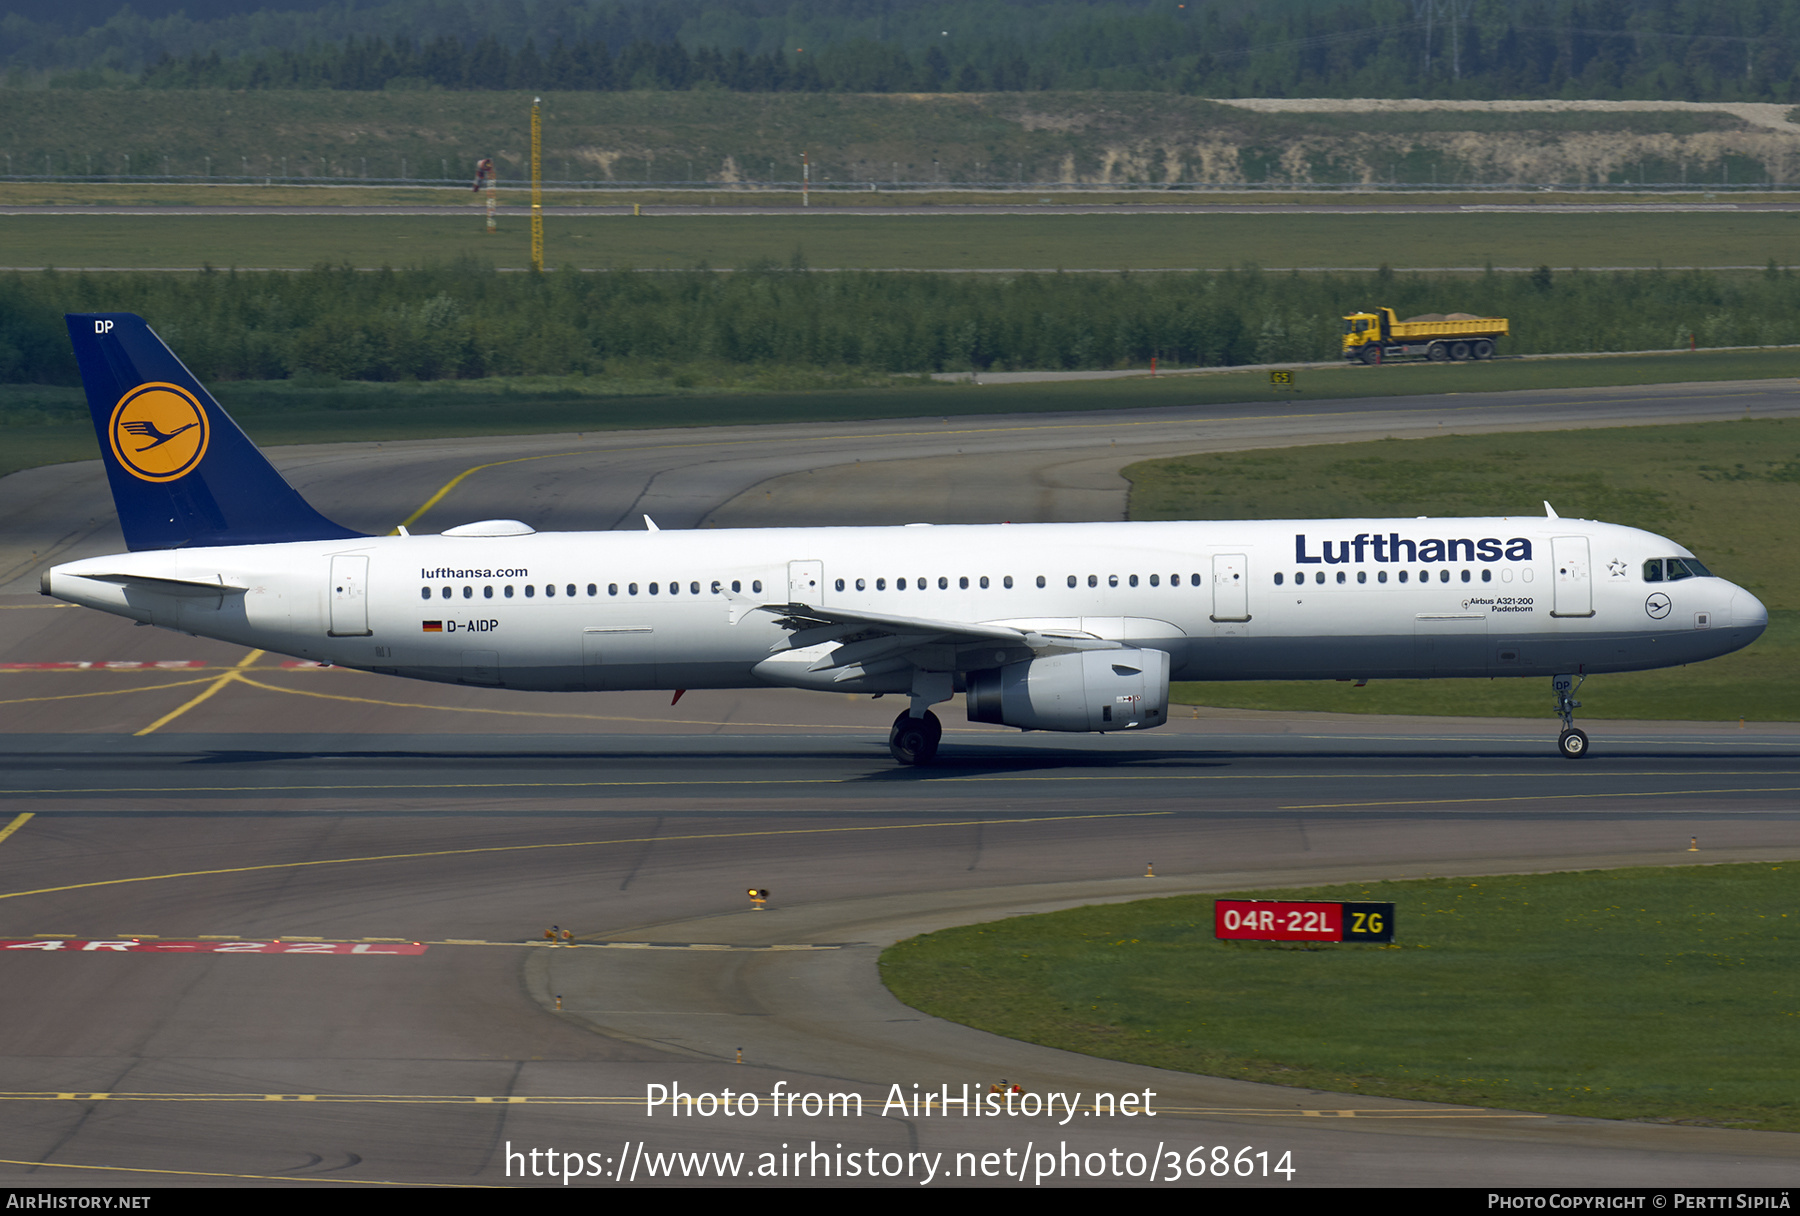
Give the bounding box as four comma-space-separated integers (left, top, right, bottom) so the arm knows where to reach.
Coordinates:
1210, 553, 1250, 622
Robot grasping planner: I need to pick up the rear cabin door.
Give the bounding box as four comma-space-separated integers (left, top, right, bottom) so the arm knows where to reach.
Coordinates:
328, 555, 371, 637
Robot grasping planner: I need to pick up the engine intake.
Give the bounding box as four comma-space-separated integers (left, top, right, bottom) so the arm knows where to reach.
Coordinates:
965, 648, 1169, 732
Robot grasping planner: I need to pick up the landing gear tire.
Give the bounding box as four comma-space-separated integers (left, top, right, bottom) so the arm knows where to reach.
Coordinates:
889, 709, 943, 765
1552, 673, 1587, 759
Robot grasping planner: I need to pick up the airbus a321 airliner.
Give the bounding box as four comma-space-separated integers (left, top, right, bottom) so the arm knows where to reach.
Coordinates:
44, 314, 1767, 764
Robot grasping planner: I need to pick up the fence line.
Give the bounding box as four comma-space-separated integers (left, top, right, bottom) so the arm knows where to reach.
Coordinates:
1, 173, 1795, 193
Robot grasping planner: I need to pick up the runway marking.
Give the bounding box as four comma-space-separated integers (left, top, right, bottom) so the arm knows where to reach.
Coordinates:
1281, 784, 1800, 809
0, 1093, 1539, 1122
133, 649, 265, 736
0, 813, 31, 846
4, 769, 1792, 797
2, 660, 209, 670
1, 938, 426, 954
1, 660, 328, 672
0, 812, 1161, 903
0, 1155, 488, 1186
5, 936, 836, 952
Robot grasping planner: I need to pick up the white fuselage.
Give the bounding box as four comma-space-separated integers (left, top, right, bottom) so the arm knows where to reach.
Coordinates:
44, 516, 1767, 700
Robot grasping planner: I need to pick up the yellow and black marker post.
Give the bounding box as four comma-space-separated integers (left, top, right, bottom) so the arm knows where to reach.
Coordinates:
530, 97, 544, 272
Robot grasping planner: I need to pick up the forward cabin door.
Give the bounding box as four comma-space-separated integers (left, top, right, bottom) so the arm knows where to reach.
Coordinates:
1551, 536, 1594, 618
328, 554, 371, 637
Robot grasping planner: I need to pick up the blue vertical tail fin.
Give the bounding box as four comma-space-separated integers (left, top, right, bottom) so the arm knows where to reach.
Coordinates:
66, 313, 366, 551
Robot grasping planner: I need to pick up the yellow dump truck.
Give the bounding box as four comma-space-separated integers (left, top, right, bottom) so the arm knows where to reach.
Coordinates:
1341, 307, 1508, 365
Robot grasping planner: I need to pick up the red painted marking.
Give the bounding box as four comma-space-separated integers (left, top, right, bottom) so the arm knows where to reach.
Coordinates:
1, 939, 426, 955
0, 661, 206, 670
277, 661, 331, 669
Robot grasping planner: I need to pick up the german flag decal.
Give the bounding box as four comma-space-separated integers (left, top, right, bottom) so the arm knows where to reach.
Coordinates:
422, 621, 443, 632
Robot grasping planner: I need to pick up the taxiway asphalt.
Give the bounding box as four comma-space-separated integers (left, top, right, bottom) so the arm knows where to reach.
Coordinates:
0, 383, 1794, 1186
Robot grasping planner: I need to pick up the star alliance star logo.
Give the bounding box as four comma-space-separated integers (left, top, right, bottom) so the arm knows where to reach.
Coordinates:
1607, 559, 1627, 578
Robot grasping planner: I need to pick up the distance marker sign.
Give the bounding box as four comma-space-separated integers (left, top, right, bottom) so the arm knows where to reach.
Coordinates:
1214, 899, 1394, 943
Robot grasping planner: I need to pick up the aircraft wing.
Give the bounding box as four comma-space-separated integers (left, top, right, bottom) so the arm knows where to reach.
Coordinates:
754, 601, 1117, 681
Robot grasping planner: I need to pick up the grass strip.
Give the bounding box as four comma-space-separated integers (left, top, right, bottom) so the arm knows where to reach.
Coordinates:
9, 211, 1800, 272
879, 865, 1800, 1131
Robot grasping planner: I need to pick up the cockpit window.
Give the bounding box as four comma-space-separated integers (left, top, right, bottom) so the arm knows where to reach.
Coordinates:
1646, 557, 1712, 582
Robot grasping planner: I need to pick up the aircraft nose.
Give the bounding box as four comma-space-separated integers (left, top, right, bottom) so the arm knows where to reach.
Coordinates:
1731, 589, 1769, 633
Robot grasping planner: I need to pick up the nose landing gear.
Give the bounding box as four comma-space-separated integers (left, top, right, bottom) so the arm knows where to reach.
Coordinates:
1553, 673, 1589, 759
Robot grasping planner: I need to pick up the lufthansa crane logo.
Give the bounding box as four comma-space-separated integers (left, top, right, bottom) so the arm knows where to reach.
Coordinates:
108, 383, 209, 483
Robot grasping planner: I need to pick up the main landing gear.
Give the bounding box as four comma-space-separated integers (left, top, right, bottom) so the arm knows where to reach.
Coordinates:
889, 709, 943, 765
1553, 673, 1589, 759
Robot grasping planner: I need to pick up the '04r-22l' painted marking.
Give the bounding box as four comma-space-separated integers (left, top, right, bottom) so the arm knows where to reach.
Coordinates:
1, 939, 427, 954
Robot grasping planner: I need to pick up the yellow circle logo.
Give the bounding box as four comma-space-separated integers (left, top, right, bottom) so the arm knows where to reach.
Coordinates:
109, 383, 209, 483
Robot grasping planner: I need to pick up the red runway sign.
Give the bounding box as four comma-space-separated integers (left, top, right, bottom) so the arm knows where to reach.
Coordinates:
1213, 900, 1394, 943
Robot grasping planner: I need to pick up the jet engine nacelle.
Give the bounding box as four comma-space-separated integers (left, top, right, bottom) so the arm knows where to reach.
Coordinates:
965, 648, 1170, 732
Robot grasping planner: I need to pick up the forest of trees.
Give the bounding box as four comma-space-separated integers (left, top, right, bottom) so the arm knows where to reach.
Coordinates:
10, 0, 1800, 102
6, 263, 1799, 387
